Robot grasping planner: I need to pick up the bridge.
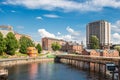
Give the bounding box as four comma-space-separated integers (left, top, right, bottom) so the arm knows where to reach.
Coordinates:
55, 54, 120, 80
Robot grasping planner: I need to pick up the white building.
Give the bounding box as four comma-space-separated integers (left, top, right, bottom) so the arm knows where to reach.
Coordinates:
86, 20, 111, 49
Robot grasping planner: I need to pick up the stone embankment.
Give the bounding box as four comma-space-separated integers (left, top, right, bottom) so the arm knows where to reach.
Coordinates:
0, 57, 54, 67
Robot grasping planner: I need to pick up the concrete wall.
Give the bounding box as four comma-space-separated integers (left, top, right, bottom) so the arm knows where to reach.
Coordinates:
0, 57, 54, 67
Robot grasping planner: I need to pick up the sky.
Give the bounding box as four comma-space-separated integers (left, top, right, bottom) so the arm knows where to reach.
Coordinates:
0, 0, 120, 45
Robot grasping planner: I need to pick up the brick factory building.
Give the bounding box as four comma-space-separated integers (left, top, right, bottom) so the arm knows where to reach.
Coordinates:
61, 41, 83, 54
42, 37, 83, 54
15, 32, 32, 41
42, 37, 66, 51
82, 49, 119, 57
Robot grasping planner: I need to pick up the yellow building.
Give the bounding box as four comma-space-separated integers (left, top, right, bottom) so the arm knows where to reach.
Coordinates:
27, 47, 38, 57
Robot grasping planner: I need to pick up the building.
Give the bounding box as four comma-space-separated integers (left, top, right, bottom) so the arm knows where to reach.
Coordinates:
15, 32, 32, 40
61, 41, 83, 54
0, 25, 14, 37
82, 49, 119, 57
27, 47, 38, 57
86, 20, 111, 49
42, 37, 66, 51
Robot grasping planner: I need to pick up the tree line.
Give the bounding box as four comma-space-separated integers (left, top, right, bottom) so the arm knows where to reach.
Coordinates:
0, 32, 42, 55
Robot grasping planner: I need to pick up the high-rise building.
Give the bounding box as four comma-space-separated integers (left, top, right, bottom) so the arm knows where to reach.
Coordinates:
86, 20, 111, 49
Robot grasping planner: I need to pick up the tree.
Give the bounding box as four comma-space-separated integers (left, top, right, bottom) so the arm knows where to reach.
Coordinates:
0, 32, 6, 55
19, 36, 34, 54
90, 35, 99, 49
114, 46, 120, 55
51, 42, 61, 51
5, 32, 19, 55
36, 43, 42, 53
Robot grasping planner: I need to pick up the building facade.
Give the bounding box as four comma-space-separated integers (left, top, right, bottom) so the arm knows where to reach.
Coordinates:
86, 20, 111, 49
82, 49, 119, 57
0, 25, 14, 37
61, 42, 83, 54
42, 37, 66, 51
15, 32, 32, 40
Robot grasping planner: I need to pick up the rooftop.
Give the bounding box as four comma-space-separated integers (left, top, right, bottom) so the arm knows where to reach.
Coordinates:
43, 37, 66, 42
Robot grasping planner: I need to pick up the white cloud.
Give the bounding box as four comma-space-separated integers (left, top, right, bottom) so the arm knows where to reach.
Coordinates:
111, 20, 120, 32
112, 33, 120, 44
4, 0, 120, 12
38, 27, 86, 45
57, 32, 61, 35
43, 14, 59, 18
66, 26, 80, 36
38, 29, 55, 38
112, 33, 120, 40
36, 16, 42, 20
111, 20, 120, 44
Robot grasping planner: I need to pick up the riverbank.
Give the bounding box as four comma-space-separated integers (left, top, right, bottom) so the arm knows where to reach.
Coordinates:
0, 57, 54, 67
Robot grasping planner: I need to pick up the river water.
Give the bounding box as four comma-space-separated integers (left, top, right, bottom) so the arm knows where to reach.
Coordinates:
8, 62, 107, 80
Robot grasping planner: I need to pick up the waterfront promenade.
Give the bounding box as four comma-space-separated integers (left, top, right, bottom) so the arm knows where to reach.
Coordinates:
56, 54, 120, 63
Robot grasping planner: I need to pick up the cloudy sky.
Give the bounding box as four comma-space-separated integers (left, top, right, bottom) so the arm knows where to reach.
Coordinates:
0, 0, 120, 45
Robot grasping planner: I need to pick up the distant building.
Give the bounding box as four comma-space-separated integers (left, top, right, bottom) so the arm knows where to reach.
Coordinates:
86, 20, 111, 49
61, 41, 83, 54
15, 32, 32, 40
42, 37, 66, 51
0, 25, 14, 37
82, 49, 119, 57
0, 25, 32, 41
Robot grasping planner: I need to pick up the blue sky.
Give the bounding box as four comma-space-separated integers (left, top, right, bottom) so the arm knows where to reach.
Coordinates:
0, 0, 120, 45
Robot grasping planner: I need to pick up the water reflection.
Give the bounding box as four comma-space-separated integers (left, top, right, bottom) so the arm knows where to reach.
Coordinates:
29, 63, 38, 80
8, 62, 107, 80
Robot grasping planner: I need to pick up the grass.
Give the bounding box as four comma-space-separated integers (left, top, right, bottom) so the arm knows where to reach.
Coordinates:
46, 53, 55, 58
0, 52, 28, 59
15, 52, 28, 57
0, 55, 9, 59
0, 52, 55, 59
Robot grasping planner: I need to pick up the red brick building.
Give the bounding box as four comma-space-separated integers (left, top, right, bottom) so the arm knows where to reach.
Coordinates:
61, 42, 83, 54
42, 37, 66, 51
82, 49, 119, 57
15, 32, 32, 40
102, 49, 119, 57
82, 49, 119, 72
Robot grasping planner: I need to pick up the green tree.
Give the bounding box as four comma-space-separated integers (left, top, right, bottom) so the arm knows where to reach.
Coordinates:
51, 42, 61, 51
0, 32, 6, 55
36, 43, 42, 53
19, 36, 34, 54
90, 35, 99, 49
5, 32, 19, 55
114, 46, 120, 55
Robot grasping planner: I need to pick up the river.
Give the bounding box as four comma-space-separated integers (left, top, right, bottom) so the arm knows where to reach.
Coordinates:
8, 62, 107, 80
